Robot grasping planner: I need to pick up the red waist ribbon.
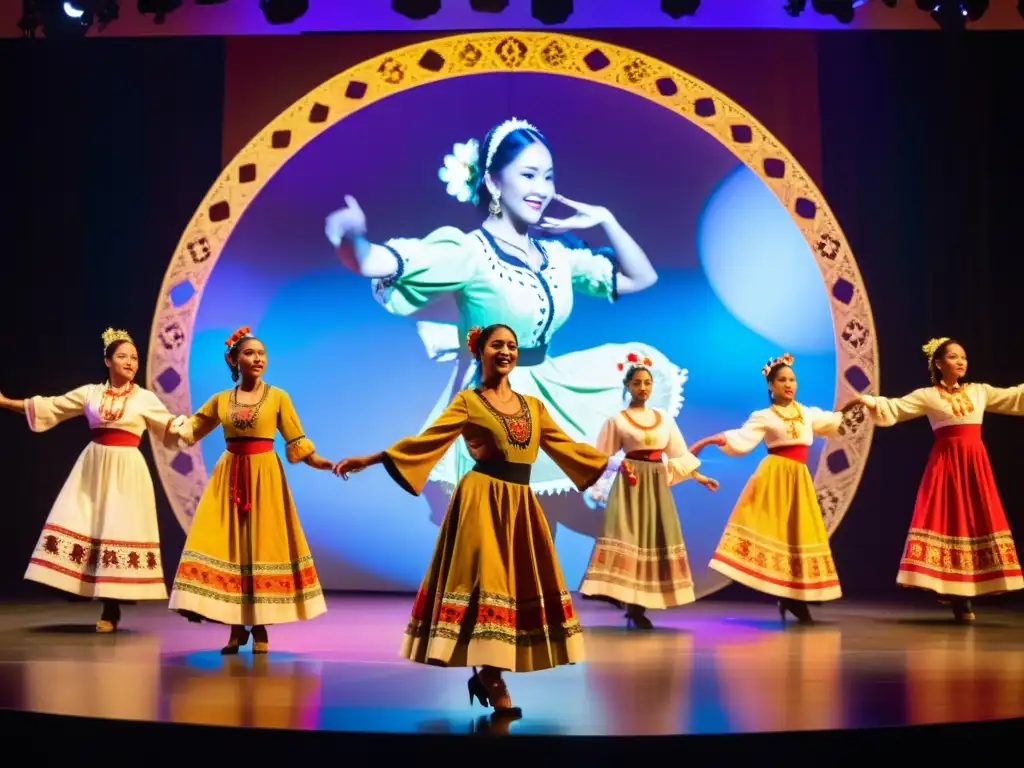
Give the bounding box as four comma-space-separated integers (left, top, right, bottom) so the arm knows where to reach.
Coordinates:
91, 429, 141, 448
767, 445, 809, 464
226, 439, 274, 515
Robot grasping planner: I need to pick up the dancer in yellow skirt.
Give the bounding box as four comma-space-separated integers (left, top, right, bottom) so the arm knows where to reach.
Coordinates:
690, 353, 848, 623
169, 326, 335, 653
333, 323, 609, 718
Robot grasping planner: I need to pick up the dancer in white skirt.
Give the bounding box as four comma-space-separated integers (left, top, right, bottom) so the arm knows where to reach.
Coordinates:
0, 328, 185, 632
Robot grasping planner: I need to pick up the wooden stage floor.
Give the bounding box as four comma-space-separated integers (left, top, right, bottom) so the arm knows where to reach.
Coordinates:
0, 594, 1021, 740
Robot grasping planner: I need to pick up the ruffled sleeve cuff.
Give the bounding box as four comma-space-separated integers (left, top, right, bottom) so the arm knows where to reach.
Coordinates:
285, 436, 316, 464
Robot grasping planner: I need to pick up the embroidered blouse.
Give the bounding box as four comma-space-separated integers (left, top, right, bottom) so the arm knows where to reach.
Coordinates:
381, 388, 610, 496
594, 408, 701, 486
372, 227, 617, 352
861, 383, 1024, 431
721, 403, 844, 456
25, 383, 179, 447
176, 385, 316, 464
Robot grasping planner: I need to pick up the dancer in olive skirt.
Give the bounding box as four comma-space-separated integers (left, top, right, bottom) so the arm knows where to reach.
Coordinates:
579, 353, 719, 628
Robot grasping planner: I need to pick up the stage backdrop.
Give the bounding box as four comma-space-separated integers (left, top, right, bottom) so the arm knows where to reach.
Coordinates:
148, 31, 876, 594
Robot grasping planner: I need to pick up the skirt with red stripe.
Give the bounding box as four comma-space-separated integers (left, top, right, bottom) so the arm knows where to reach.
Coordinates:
898, 424, 1023, 597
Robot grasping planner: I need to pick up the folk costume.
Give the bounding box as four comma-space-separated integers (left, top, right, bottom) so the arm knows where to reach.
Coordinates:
385, 386, 609, 672
168, 329, 326, 627
708, 355, 844, 604
860, 338, 1024, 598
579, 353, 702, 613
22, 329, 180, 610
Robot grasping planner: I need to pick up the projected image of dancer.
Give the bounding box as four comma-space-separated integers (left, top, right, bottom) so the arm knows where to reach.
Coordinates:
168, 326, 335, 654
853, 338, 1024, 622
578, 353, 719, 629
0, 328, 186, 633
690, 354, 850, 624
324, 118, 685, 530
332, 324, 609, 718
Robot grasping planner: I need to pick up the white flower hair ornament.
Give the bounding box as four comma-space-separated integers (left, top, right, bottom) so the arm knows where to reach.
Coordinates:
761, 353, 795, 378
438, 139, 481, 204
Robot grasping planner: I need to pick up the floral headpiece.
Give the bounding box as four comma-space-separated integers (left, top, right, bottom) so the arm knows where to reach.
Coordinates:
466, 326, 483, 358
617, 352, 653, 373
101, 327, 134, 350
438, 117, 541, 205
922, 337, 951, 361
761, 353, 794, 377
224, 326, 252, 351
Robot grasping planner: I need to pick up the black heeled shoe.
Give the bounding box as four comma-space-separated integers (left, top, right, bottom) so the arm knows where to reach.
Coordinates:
625, 607, 654, 630
778, 598, 813, 624
468, 668, 490, 707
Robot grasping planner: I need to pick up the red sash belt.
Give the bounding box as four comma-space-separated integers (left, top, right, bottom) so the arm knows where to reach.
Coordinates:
91, 429, 141, 448
226, 439, 274, 515
767, 445, 809, 464
934, 424, 983, 444
625, 450, 664, 462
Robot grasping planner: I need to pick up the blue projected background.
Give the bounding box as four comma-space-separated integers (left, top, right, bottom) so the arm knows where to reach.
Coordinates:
188, 73, 835, 595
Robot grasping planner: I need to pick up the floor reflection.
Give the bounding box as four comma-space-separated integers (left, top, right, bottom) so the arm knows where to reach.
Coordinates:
2, 597, 1023, 736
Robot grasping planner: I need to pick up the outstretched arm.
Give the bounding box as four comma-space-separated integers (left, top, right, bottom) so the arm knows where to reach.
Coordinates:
0, 390, 26, 414
857, 389, 930, 427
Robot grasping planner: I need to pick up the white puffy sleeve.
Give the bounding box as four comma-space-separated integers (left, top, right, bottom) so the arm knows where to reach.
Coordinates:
807, 406, 844, 437
720, 410, 770, 456
543, 233, 618, 302
860, 389, 931, 427
665, 418, 701, 486
980, 383, 1024, 416
25, 385, 92, 433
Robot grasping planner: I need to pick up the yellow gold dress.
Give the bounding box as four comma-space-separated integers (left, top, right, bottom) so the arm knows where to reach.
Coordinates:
168, 385, 327, 625
708, 402, 844, 602
387, 388, 608, 672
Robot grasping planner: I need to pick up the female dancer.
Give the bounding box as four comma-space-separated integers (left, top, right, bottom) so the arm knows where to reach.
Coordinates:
579, 353, 719, 629
324, 118, 684, 538
168, 326, 334, 653
0, 328, 184, 632
332, 324, 609, 717
853, 338, 1024, 621
690, 353, 846, 623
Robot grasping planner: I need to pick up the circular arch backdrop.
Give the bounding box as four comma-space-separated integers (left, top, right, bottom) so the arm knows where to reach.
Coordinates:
147, 31, 879, 595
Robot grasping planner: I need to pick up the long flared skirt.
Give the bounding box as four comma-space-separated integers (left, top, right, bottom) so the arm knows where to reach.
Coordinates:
709, 454, 842, 602
400, 468, 584, 672
24, 443, 167, 601
897, 425, 1022, 597
168, 450, 327, 625
578, 460, 695, 609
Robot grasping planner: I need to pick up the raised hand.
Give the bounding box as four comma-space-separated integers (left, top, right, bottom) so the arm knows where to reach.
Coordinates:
324, 195, 368, 248
538, 194, 612, 233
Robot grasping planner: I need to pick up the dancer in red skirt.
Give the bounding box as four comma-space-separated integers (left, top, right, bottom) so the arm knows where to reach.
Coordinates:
855, 337, 1024, 622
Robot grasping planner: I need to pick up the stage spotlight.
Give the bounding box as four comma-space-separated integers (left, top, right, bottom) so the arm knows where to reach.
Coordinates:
661, 0, 701, 18
531, 0, 572, 25
392, 0, 441, 19
137, 0, 181, 24
259, 0, 308, 24
812, 0, 856, 23
783, 1, 807, 17
469, 0, 509, 12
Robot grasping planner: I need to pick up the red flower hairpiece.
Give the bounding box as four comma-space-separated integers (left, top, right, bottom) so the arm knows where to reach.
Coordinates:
224, 326, 251, 349
466, 326, 483, 357
617, 352, 654, 372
